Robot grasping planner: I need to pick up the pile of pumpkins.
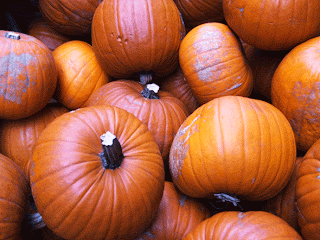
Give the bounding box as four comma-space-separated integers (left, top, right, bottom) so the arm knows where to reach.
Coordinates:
1, 0, 320, 239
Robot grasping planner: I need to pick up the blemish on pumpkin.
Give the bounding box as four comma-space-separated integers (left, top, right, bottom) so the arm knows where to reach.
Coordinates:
145, 232, 156, 238
317, 175, 320, 179
230, 83, 243, 91
125, 95, 142, 106
179, 194, 187, 206
117, 36, 122, 43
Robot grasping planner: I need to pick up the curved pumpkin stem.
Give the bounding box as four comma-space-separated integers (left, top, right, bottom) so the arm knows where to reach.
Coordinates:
214, 193, 241, 208
141, 83, 160, 99
139, 71, 153, 85
23, 194, 46, 231
100, 131, 124, 169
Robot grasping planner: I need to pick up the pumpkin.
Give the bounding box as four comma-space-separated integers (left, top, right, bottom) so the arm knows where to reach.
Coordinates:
52, 40, 111, 110
223, 0, 320, 51
0, 153, 29, 239
169, 95, 296, 202
27, 17, 71, 52
182, 211, 303, 239
84, 80, 189, 166
0, 31, 57, 120
296, 138, 320, 239
91, 0, 185, 80
137, 181, 211, 240
173, 0, 224, 29
271, 36, 320, 152
29, 105, 165, 239
157, 67, 200, 114
39, 0, 101, 35
179, 22, 253, 105
262, 157, 303, 231
0, 101, 69, 180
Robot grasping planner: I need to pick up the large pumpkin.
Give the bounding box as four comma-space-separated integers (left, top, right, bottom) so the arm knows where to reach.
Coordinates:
0, 153, 29, 239
169, 95, 296, 202
0, 101, 69, 179
223, 0, 320, 51
271, 36, 320, 152
137, 181, 210, 240
296, 138, 320, 239
39, 0, 101, 35
84, 80, 189, 164
183, 211, 302, 239
179, 22, 253, 105
91, 0, 185, 80
29, 105, 165, 239
52, 40, 111, 110
0, 31, 57, 120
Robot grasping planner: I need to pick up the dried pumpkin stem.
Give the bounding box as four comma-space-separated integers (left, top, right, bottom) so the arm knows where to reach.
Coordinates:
141, 83, 160, 99
139, 71, 153, 85
214, 193, 241, 208
22, 194, 46, 231
100, 131, 124, 169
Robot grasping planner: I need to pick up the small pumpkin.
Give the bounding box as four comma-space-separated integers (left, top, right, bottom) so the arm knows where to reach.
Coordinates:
296, 138, 320, 239
271, 36, 320, 152
179, 22, 253, 105
29, 105, 165, 239
169, 95, 296, 202
84, 80, 189, 165
27, 17, 71, 51
0, 31, 57, 120
183, 211, 303, 239
223, 0, 320, 51
0, 101, 69, 179
137, 181, 211, 240
91, 0, 185, 80
52, 40, 111, 110
0, 153, 29, 239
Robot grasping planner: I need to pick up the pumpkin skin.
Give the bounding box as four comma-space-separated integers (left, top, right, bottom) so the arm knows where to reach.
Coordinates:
39, 0, 101, 35
182, 211, 303, 239
179, 22, 253, 105
296, 138, 320, 239
271, 36, 320, 152
52, 40, 111, 110
223, 0, 320, 51
91, 0, 185, 79
0, 153, 29, 240
137, 181, 211, 240
27, 17, 71, 52
0, 31, 57, 120
0, 102, 69, 180
169, 95, 296, 201
29, 105, 165, 239
84, 80, 190, 163
262, 157, 303, 231
173, 0, 224, 29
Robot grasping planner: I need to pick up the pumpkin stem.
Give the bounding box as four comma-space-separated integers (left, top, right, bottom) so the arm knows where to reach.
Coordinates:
4, 31, 20, 40
141, 83, 160, 99
99, 131, 124, 169
22, 194, 46, 231
139, 71, 153, 85
214, 193, 241, 208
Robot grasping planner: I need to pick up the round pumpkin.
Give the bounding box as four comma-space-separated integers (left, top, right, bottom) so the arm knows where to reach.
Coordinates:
137, 181, 211, 240
84, 80, 190, 164
52, 40, 111, 110
27, 17, 71, 52
29, 105, 165, 239
169, 95, 297, 202
157, 67, 200, 114
296, 138, 320, 239
179, 22, 253, 105
39, 0, 101, 35
0, 101, 69, 179
173, 0, 224, 29
91, 0, 185, 79
0, 30, 57, 120
271, 36, 320, 152
223, 0, 320, 51
183, 211, 303, 239
0, 153, 29, 239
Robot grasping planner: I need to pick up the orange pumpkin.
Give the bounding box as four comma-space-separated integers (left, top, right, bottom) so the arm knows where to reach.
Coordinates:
52, 40, 111, 110
223, 0, 320, 51
271, 36, 320, 152
169, 95, 296, 202
0, 31, 57, 120
179, 22, 253, 105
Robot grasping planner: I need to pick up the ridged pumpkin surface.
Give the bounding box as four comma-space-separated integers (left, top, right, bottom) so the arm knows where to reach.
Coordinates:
169, 95, 296, 201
